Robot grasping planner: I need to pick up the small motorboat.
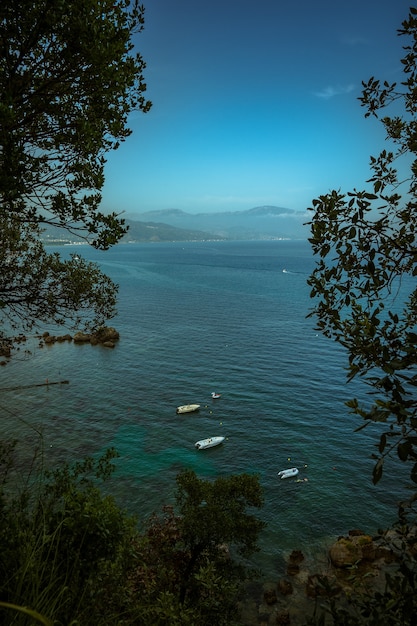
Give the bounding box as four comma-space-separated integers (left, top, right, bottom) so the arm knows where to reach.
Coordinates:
277, 467, 299, 479
195, 436, 225, 450
211, 392, 221, 399
176, 404, 200, 414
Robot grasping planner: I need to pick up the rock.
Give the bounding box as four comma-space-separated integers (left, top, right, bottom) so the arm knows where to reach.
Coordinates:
73, 331, 91, 343
92, 326, 120, 343
376, 545, 397, 563
354, 534, 376, 561
263, 583, 277, 605
287, 562, 300, 575
288, 549, 304, 564
72, 327, 120, 346
329, 534, 378, 568
329, 537, 361, 568
56, 334, 72, 342
286, 549, 304, 575
306, 574, 342, 599
275, 610, 291, 625
278, 578, 293, 595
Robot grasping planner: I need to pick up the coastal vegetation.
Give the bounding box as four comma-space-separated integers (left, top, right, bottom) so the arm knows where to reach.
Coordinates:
0, 443, 265, 625
307, 6, 417, 623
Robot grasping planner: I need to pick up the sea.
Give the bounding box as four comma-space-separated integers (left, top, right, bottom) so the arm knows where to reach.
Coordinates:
0, 239, 410, 579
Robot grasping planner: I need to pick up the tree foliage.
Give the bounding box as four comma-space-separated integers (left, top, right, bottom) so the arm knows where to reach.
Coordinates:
307, 12, 417, 622
0, 445, 139, 625
307, 7, 417, 495
1, 0, 151, 243
0, 215, 118, 330
0, 0, 151, 332
131, 469, 266, 625
0, 444, 265, 625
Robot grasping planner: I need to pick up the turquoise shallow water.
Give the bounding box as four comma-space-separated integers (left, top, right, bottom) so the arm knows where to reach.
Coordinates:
0, 240, 409, 577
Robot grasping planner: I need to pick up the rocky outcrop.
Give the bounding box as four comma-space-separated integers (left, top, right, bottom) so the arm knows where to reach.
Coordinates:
72, 331, 91, 343
0, 327, 120, 365
329, 532, 376, 568
43, 327, 120, 348
329, 537, 362, 568
40, 331, 73, 345
240, 530, 409, 625
92, 326, 120, 343
94, 327, 119, 347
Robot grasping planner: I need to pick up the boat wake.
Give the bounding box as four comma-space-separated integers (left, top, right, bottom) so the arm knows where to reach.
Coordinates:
282, 268, 305, 275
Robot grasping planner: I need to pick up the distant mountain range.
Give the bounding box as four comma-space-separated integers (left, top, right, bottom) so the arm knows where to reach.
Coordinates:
132, 206, 309, 241
41, 206, 309, 244
41, 219, 225, 244
120, 220, 220, 243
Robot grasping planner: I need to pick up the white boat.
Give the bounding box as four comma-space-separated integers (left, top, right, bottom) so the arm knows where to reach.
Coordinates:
195, 436, 225, 450
277, 467, 299, 479
211, 392, 221, 399
176, 404, 200, 414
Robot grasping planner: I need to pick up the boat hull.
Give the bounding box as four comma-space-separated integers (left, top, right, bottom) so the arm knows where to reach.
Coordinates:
176, 404, 200, 414
277, 467, 299, 479
195, 436, 225, 450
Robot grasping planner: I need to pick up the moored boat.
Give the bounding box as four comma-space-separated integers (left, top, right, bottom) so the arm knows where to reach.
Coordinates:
277, 467, 299, 479
176, 404, 200, 414
195, 436, 225, 450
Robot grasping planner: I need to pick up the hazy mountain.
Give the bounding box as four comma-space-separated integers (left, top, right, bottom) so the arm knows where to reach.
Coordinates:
40, 206, 309, 244
135, 206, 309, 240
40, 220, 224, 244
121, 220, 224, 242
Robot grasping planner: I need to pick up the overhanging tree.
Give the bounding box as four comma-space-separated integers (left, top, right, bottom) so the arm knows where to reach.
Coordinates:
0, 0, 151, 332
307, 8, 417, 495
0, 214, 118, 330
306, 10, 417, 623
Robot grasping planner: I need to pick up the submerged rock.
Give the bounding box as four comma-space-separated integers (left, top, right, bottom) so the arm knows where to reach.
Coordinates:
263, 583, 277, 605
278, 578, 293, 595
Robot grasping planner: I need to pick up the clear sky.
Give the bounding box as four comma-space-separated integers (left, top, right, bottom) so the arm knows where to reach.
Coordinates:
101, 0, 411, 216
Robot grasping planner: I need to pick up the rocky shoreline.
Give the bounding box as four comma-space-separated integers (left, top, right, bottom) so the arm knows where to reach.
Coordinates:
240, 527, 412, 625
0, 326, 120, 364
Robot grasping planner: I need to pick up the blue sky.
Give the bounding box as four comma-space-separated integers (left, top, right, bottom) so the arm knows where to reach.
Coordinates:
101, 0, 411, 216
